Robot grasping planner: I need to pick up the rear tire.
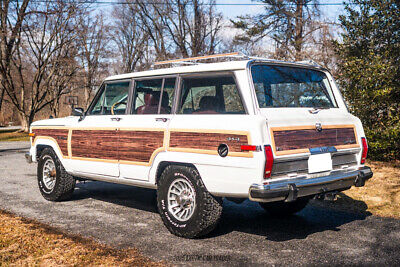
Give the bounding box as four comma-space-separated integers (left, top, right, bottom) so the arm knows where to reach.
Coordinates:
157, 165, 222, 238
259, 198, 309, 216
37, 148, 75, 201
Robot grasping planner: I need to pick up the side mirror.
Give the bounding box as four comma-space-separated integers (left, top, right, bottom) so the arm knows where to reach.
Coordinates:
72, 107, 84, 116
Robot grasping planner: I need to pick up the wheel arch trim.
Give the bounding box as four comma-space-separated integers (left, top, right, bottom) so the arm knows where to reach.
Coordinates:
33, 137, 65, 162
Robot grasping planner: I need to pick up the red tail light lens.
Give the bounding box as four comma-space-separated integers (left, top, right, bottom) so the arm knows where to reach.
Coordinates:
241, 145, 257, 151
264, 145, 274, 178
361, 137, 368, 164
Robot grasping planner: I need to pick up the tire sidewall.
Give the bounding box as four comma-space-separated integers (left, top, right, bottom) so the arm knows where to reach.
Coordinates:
37, 149, 62, 198
157, 167, 206, 234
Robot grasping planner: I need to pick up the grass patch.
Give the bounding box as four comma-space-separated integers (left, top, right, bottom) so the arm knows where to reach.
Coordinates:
0, 131, 29, 142
313, 160, 400, 218
0, 210, 165, 266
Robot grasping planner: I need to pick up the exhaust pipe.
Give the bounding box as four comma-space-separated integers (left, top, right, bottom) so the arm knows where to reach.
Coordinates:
315, 191, 338, 202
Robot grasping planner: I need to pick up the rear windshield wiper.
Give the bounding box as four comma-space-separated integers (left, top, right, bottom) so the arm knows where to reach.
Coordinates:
308, 107, 330, 114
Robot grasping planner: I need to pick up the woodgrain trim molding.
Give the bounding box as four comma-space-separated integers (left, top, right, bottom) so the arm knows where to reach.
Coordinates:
31, 127, 69, 159
31, 126, 254, 165
168, 129, 253, 158
270, 124, 359, 156
67, 129, 72, 158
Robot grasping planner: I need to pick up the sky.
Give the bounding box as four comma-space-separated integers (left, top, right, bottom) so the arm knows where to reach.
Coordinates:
214, 0, 346, 23
99, 0, 348, 24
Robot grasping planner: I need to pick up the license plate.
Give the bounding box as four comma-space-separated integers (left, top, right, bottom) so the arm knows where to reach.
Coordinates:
308, 153, 332, 174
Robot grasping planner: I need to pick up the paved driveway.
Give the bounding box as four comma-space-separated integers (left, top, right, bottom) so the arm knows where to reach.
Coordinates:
1, 141, 399, 266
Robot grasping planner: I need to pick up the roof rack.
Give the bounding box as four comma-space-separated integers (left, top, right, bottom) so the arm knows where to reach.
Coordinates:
153, 52, 245, 66
152, 52, 323, 69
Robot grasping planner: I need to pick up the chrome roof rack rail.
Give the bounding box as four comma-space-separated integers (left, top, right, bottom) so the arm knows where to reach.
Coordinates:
151, 52, 323, 69
296, 59, 322, 67
153, 52, 248, 67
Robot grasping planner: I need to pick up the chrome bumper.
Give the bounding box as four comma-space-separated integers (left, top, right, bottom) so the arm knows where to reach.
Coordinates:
249, 166, 373, 203
25, 152, 33, 163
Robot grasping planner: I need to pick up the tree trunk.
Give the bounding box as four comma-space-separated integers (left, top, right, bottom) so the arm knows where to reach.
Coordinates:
0, 86, 4, 113
294, 0, 305, 61
18, 111, 34, 132
84, 86, 90, 108
192, 0, 201, 56
18, 112, 29, 132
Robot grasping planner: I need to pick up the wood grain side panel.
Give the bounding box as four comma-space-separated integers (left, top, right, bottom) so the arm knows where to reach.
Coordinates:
118, 131, 164, 162
273, 127, 357, 152
32, 128, 69, 156
169, 132, 248, 152
71, 130, 118, 160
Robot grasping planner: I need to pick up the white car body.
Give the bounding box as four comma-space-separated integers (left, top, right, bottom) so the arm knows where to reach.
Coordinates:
27, 59, 372, 201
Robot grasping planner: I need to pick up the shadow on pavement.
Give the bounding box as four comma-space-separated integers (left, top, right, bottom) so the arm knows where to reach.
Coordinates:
0, 147, 29, 154
73, 181, 158, 213
208, 198, 371, 241
72, 180, 371, 241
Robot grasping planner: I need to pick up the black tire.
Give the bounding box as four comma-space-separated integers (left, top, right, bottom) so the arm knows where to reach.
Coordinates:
37, 148, 76, 201
259, 198, 309, 217
157, 165, 223, 238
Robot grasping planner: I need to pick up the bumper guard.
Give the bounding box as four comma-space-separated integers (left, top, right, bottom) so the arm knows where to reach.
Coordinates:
25, 152, 33, 163
249, 166, 373, 203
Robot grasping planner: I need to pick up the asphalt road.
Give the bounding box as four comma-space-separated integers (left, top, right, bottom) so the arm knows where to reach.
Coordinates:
1, 141, 400, 266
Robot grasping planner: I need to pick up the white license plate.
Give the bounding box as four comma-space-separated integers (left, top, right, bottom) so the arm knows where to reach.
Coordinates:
308, 153, 332, 174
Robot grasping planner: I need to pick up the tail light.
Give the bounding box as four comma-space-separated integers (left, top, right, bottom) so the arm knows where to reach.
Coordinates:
241, 145, 258, 151
264, 145, 274, 178
361, 137, 368, 164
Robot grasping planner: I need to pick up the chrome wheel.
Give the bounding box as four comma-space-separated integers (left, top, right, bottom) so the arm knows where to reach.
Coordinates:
42, 156, 56, 191
167, 178, 196, 221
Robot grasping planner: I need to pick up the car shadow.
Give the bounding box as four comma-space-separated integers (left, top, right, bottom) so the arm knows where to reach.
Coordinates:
71, 181, 372, 241
207, 198, 371, 241
72, 181, 158, 213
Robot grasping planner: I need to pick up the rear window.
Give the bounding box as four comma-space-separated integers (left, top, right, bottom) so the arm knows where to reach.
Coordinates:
251, 65, 337, 108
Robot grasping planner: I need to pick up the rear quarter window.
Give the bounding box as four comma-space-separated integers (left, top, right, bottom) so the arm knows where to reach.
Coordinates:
178, 74, 245, 115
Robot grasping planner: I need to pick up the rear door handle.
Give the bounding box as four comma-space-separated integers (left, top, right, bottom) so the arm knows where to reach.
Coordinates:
155, 118, 169, 122
111, 117, 122, 122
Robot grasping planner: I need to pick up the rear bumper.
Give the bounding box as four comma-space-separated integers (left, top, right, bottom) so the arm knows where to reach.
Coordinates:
249, 166, 373, 203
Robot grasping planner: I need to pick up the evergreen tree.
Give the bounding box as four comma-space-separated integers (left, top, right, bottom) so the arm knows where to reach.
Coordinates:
232, 0, 321, 60
335, 0, 400, 161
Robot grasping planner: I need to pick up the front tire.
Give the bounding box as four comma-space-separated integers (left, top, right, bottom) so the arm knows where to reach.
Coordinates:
157, 165, 222, 238
37, 148, 76, 201
259, 198, 309, 217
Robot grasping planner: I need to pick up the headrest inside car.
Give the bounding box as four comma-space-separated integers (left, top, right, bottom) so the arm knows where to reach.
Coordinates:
199, 96, 218, 111
144, 93, 159, 106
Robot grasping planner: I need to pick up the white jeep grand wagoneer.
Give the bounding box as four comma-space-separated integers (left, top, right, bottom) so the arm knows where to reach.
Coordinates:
26, 54, 373, 238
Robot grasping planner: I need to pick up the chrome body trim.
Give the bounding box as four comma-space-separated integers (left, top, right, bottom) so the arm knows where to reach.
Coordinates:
68, 170, 158, 189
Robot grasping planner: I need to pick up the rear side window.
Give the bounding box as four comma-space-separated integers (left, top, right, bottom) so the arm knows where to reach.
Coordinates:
178, 75, 245, 114
132, 78, 176, 115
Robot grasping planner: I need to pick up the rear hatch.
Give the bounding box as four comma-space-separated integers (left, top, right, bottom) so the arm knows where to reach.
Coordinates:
250, 63, 362, 178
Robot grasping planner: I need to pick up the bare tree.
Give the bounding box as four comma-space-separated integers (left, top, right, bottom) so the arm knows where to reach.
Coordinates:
2, 0, 82, 131
0, 0, 30, 116
112, 4, 149, 73
134, 0, 223, 59
77, 12, 111, 106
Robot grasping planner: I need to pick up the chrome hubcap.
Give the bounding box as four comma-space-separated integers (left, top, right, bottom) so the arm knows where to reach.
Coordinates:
167, 178, 196, 221
42, 156, 56, 191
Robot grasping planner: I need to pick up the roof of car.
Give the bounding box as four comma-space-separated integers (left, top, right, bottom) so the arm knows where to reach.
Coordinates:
104, 59, 325, 81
